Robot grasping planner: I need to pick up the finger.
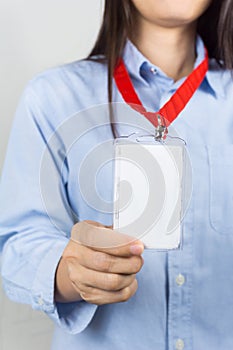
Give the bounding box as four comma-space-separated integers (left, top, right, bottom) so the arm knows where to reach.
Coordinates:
76, 244, 144, 274
68, 262, 136, 291
78, 279, 138, 305
71, 221, 144, 257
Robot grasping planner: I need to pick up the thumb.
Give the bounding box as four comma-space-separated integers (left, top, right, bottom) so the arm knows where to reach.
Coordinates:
83, 220, 113, 229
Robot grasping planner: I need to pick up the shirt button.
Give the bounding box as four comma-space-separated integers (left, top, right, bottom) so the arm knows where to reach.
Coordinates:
150, 67, 157, 74
38, 296, 44, 306
176, 274, 185, 286
175, 338, 185, 350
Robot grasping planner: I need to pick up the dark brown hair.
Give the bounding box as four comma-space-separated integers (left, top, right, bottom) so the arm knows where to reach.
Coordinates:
88, 0, 233, 137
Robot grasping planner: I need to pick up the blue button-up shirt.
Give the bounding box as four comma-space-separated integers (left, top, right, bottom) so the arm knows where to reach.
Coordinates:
1, 36, 233, 350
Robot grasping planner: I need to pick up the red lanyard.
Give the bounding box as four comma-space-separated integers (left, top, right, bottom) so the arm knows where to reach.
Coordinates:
114, 49, 208, 138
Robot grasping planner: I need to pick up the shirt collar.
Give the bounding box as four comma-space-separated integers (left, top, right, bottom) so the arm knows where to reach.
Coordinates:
122, 39, 150, 86
206, 59, 226, 98
193, 37, 224, 97
122, 35, 225, 98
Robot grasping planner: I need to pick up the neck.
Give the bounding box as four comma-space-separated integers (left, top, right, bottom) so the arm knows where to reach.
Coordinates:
131, 20, 197, 81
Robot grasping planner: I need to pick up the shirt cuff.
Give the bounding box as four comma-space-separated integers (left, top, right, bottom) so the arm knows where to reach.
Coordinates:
30, 238, 98, 334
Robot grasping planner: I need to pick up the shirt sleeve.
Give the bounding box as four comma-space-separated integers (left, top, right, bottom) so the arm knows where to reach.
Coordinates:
0, 83, 98, 334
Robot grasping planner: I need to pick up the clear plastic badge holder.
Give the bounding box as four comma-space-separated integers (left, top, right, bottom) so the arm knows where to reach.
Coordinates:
113, 133, 186, 250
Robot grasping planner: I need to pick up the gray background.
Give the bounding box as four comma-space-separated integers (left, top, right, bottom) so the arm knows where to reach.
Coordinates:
0, 1, 102, 349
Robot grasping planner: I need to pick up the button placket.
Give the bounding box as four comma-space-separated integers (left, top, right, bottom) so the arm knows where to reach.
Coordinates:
167, 218, 194, 349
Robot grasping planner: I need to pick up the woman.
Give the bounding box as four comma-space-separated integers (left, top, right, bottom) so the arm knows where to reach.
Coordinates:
1, 0, 233, 349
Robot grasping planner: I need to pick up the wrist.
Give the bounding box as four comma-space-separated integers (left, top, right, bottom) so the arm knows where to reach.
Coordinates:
55, 256, 82, 303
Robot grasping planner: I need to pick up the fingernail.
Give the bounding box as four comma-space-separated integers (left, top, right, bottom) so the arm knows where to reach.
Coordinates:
130, 244, 144, 255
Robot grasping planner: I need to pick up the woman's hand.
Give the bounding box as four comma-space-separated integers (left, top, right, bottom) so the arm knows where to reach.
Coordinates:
55, 220, 144, 305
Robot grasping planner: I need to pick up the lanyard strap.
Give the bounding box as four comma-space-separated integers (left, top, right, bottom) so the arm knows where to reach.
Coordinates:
114, 49, 208, 137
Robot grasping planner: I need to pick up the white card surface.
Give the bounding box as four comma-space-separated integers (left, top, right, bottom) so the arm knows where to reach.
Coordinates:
113, 141, 184, 250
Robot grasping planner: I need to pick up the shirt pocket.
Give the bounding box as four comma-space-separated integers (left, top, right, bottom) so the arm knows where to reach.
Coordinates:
208, 145, 233, 234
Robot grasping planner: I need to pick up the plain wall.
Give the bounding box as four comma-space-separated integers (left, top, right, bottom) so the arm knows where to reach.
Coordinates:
0, 1, 103, 349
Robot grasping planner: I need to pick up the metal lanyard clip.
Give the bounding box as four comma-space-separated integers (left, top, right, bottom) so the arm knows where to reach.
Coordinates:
155, 114, 168, 141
